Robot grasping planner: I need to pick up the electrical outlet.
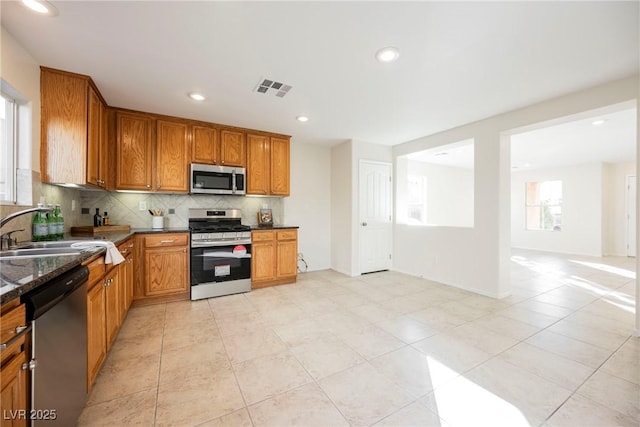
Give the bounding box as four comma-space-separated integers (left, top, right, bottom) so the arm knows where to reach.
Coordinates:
139, 201, 147, 211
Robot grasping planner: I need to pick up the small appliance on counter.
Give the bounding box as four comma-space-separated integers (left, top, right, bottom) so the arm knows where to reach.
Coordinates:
189, 208, 252, 300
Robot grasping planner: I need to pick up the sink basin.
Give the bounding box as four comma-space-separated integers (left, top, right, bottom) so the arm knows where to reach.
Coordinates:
0, 247, 83, 259
17, 240, 88, 249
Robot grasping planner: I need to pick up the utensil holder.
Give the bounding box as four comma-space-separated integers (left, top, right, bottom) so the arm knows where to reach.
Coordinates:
152, 216, 164, 229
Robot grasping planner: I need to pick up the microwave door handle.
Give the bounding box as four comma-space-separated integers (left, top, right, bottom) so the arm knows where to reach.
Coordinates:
232, 170, 237, 193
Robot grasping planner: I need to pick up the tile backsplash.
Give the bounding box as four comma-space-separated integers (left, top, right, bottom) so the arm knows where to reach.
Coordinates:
79, 192, 284, 229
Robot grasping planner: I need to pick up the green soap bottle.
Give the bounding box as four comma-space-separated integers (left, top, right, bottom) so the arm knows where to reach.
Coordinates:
32, 203, 48, 242
46, 204, 56, 241
54, 204, 64, 239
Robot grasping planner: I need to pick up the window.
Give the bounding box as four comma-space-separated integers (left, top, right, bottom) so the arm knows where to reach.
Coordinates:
526, 180, 562, 231
0, 91, 16, 203
407, 176, 427, 225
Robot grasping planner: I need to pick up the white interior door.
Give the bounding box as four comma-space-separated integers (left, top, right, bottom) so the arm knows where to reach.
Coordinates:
627, 175, 636, 257
359, 160, 392, 274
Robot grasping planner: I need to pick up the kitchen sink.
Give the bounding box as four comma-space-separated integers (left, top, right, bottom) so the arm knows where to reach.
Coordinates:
17, 240, 88, 249
0, 247, 83, 259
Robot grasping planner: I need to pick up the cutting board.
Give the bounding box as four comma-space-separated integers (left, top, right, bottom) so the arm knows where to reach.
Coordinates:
70, 225, 131, 235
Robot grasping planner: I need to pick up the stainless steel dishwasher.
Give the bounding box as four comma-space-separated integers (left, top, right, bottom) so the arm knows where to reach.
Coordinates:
22, 265, 89, 427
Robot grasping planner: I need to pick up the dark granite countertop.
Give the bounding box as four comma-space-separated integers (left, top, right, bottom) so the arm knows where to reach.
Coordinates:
0, 229, 190, 305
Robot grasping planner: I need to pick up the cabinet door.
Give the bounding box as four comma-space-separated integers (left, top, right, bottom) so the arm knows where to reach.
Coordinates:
144, 247, 189, 296
192, 125, 218, 164
87, 283, 106, 389
251, 241, 276, 283
156, 120, 189, 192
270, 137, 290, 196
40, 69, 88, 185
104, 269, 120, 349
116, 112, 153, 190
86, 86, 102, 187
246, 134, 270, 195
277, 239, 298, 278
220, 130, 245, 167
0, 350, 28, 427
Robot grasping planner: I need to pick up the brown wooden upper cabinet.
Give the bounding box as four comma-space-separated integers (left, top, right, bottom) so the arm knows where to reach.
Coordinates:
219, 129, 246, 167
191, 124, 218, 164
191, 126, 245, 167
246, 133, 290, 196
155, 120, 190, 192
115, 114, 189, 193
41, 67, 108, 188
115, 111, 153, 191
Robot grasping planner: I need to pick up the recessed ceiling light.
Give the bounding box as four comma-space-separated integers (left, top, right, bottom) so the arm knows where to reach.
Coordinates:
296, 115, 309, 123
592, 119, 606, 126
375, 46, 400, 63
21, 0, 58, 15
188, 92, 206, 101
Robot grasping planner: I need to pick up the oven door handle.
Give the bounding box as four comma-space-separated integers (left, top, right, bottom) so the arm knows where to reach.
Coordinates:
191, 240, 252, 248
193, 252, 252, 259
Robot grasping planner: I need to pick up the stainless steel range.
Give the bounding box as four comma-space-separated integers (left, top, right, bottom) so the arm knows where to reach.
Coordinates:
189, 209, 252, 300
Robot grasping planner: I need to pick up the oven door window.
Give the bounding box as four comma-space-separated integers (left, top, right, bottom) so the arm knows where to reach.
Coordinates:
191, 245, 252, 285
192, 170, 233, 191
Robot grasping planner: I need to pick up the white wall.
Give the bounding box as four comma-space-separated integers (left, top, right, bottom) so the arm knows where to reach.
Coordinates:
511, 163, 603, 256
407, 160, 474, 227
284, 141, 331, 271
330, 141, 352, 275
393, 75, 638, 298
603, 161, 636, 256
1, 27, 40, 172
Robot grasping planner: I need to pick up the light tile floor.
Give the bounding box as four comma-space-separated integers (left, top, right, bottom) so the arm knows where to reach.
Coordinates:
79, 250, 639, 426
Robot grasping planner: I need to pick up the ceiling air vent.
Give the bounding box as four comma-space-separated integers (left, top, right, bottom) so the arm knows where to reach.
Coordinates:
254, 78, 292, 98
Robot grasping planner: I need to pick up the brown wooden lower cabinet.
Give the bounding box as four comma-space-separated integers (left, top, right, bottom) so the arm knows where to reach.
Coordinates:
86, 236, 135, 391
0, 301, 29, 427
104, 267, 120, 349
86, 280, 106, 389
251, 228, 298, 288
133, 233, 190, 306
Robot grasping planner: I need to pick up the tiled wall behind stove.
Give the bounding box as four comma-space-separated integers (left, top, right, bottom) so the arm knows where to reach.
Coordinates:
79, 192, 284, 229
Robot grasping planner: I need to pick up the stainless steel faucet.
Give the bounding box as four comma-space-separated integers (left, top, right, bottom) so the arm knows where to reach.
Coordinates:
0, 206, 52, 250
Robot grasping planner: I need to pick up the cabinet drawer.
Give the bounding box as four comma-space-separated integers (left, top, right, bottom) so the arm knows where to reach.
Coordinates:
276, 229, 297, 241
86, 256, 106, 287
0, 304, 27, 347
252, 231, 275, 242
145, 233, 188, 248
117, 239, 134, 256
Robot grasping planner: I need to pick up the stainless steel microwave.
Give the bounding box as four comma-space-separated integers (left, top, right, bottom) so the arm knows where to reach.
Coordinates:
190, 163, 246, 195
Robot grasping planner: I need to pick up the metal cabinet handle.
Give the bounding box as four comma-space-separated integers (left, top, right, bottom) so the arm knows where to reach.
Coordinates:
128, 243, 134, 248
1, 323, 31, 350
157, 184, 161, 189
146, 184, 151, 189
22, 360, 36, 371
160, 240, 174, 244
